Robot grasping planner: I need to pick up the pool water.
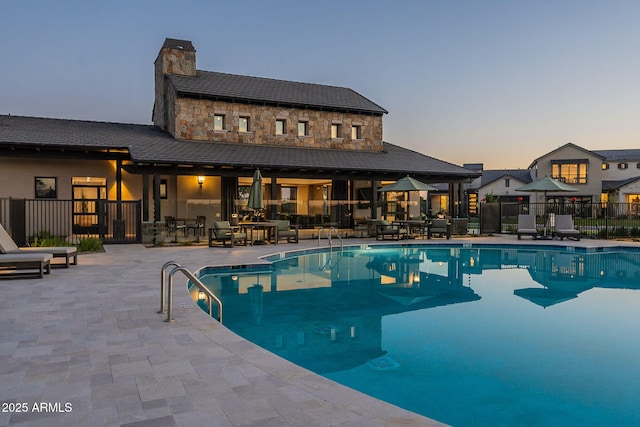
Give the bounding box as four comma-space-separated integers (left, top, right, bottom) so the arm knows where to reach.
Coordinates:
195, 245, 640, 426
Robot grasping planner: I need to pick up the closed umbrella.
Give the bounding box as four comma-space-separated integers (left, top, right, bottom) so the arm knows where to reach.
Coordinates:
247, 169, 264, 214
516, 176, 578, 237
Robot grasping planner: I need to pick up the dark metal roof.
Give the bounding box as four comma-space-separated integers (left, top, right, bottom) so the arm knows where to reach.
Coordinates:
593, 149, 640, 161
161, 38, 195, 52
476, 169, 533, 188
602, 177, 640, 191
0, 115, 477, 181
168, 71, 389, 115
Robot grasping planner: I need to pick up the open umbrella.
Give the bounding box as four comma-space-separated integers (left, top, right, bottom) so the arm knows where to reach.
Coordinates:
378, 175, 436, 220
247, 169, 264, 215
516, 176, 578, 237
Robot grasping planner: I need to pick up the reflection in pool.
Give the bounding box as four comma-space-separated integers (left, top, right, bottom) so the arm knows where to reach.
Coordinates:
194, 245, 640, 426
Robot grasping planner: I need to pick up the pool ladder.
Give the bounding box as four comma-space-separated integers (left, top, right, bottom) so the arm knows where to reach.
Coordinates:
159, 261, 223, 324
318, 226, 343, 250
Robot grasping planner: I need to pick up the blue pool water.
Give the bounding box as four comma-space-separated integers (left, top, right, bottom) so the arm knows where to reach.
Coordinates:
194, 244, 640, 426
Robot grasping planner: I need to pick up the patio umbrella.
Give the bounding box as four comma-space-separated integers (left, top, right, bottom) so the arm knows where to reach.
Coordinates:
516, 176, 578, 237
247, 169, 264, 213
378, 175, 436, 220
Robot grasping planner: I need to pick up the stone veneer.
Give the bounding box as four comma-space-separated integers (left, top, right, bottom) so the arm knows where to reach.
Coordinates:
172, 97, 384, 151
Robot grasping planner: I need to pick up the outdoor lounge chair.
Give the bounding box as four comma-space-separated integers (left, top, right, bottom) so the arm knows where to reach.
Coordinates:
208, 221, 247, 247
0, 252, 52, 278
374, 220, 405, 240
553, 215, 580, 241
427, 219, 451, 239
517, 214, 539, 240
273, 220, 299, 243
0, 224, 77, 267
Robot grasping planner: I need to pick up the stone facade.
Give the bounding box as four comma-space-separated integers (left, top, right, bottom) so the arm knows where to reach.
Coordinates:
173, 98, 384, 151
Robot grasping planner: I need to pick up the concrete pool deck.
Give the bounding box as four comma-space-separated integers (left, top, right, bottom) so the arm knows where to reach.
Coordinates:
1, 235, 637, 426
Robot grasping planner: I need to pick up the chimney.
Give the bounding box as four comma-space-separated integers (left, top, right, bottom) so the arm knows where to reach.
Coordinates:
153, 38, 196, 130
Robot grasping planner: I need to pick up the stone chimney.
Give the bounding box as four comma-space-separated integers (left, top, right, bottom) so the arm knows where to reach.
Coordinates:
153, 38, 196, 131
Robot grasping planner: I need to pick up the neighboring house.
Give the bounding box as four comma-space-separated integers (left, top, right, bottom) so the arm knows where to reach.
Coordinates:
0, 38, 478, 242
594, 149, 640, 209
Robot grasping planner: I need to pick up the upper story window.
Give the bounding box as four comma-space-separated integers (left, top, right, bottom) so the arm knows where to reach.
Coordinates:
602, 163, 609, 170
351, 125, 362, 139
298, 121, 309, 137
618, 163, 628, 169
331, 123, 342, 139
275, 119, 286, 135
239, 116, 250, 133
504, 178, 510, 188
551, 161, 588, 184
213, 114, 225, 131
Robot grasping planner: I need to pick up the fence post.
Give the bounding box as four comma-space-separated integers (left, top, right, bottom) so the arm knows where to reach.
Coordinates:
10, 198, 26, 246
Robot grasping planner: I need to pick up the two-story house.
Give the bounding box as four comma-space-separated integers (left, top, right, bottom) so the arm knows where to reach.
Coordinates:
0, 38, 477, 243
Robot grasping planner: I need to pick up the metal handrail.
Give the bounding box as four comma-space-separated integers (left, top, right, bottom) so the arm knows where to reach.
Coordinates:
160, 261, 182, 313
161, 263, 223, 323
317, 226, 343, 250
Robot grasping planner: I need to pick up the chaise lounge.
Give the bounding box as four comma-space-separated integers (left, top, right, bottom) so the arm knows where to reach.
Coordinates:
0, 224, 78, 267
0, 252, 52, 278
516, 214, 539, 240
553, 215, 580, 241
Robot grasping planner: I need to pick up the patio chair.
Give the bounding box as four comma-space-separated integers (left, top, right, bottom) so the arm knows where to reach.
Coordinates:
553, 215, 580, 241
165, 216, 186, 238
187, 215, 207, 238
0, 252, 52, 279
517, 214, 539, 240
374, 220, 404, 240
273, 220, 299, 243
427, 219, 451, 239
0, 223, 77, 267
208, 221, 247, 247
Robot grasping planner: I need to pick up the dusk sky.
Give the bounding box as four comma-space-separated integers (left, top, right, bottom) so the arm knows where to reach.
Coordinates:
2, 1, 639, 169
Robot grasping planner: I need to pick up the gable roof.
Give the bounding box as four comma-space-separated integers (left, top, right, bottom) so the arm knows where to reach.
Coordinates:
471, 169, 533, 189
602, 176, 640, 191
0, 115, 477, 181
528, 142, 605, 168
593, 149, 640, 161
168, 71, 388, 115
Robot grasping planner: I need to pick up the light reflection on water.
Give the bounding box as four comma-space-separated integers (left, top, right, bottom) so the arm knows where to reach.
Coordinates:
196, 246, 640, 426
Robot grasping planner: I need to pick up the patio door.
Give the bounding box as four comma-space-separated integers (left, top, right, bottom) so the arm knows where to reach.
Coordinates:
72, 177, 107, 235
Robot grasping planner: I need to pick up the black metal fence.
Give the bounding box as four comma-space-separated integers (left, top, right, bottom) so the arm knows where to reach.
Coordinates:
499, 202, 640, 239
0, 198, 142, 245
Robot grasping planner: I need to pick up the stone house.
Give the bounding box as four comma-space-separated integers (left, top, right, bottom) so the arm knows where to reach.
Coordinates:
0, 38, 477, 243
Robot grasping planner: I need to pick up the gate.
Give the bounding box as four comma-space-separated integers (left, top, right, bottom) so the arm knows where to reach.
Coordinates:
98, 200, 142, 244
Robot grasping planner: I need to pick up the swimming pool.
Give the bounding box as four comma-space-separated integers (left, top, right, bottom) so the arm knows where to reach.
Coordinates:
193, 244, 640, 426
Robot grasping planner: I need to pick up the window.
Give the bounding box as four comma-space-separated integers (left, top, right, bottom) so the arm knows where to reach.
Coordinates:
331, 123, 342, 138
602, 163, 609, 170
504, 178, 510, 188
297, 121, 309, 136
275, 119, 286, 135
351, 125, 362, 139
618, 163, 628, 169
281, 186, 298, 214
551, 162, 588, 184
213, 114, 225, 131
239, 116, 250, 132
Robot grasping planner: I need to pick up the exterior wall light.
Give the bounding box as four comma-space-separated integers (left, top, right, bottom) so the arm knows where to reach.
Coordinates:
197, 176, 205, 188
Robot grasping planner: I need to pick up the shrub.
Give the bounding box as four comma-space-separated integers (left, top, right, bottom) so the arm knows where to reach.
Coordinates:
31, 230, 71, 247
76, 237, 103, 253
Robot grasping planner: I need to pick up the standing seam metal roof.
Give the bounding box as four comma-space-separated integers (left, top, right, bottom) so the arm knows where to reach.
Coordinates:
168, 71, 389, 114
